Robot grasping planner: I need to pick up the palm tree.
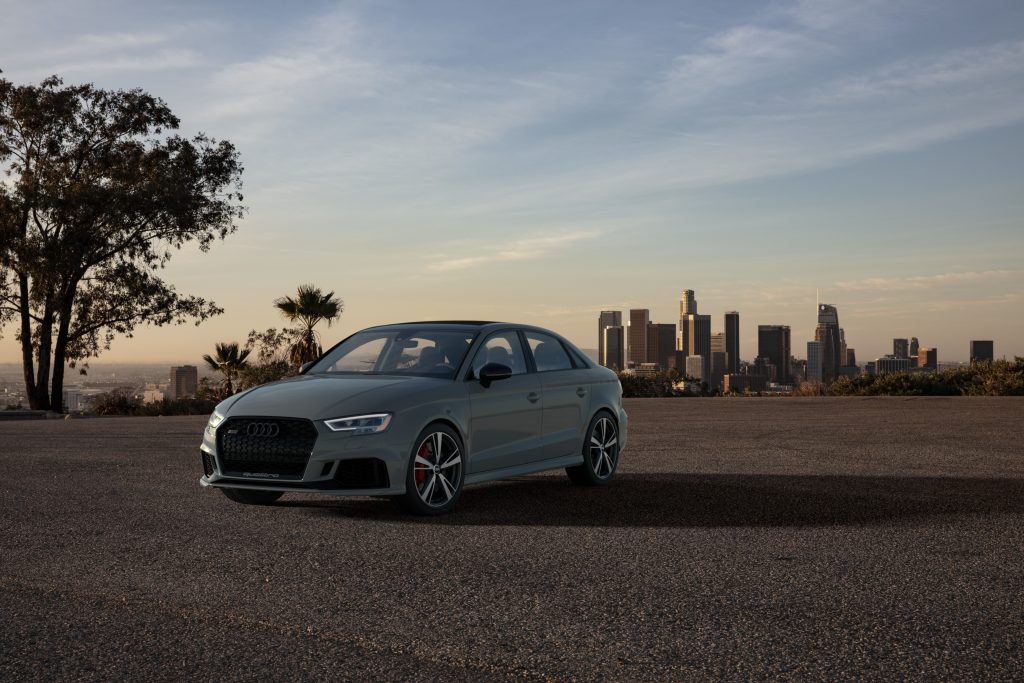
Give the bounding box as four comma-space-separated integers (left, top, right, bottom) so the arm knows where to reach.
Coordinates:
202, 342, 251, 397
274, 284, 343, 368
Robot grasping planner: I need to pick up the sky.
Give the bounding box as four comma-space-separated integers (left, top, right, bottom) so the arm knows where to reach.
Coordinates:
1, 0, 1023, 364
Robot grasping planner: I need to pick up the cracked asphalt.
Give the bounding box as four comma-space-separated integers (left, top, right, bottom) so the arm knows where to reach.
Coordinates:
2, 397, 1023, 681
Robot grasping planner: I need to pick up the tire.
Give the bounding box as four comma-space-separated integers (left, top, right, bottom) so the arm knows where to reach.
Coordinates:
221, 488, 284, 505
395, 423, 465, 516
566, 411, 619, 486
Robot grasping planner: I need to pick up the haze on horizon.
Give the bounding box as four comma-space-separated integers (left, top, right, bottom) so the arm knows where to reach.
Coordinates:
2, 0, 1022, 365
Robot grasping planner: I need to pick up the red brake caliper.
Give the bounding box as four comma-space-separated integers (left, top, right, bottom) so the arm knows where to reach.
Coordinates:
415, 442, 430, 485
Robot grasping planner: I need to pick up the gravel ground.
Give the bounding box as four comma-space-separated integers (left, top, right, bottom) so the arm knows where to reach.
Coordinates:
1, 396, 1022, 681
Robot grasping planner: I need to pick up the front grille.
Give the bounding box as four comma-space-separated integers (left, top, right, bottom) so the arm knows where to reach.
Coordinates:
333, 458, 390, 489
201, 451, 215, 476
217, 417, 318, 479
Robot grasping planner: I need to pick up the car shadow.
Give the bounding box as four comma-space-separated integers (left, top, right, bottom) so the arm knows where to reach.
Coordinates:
276, 472, 1024, 528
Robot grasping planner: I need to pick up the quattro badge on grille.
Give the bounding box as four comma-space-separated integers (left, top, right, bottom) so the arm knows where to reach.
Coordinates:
246, 422, 280, 437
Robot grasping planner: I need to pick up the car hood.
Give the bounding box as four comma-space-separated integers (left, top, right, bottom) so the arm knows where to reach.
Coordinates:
221, 374, 447, 420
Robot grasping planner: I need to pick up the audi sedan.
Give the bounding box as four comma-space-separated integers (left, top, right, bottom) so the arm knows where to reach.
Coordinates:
199, 321, 627, 515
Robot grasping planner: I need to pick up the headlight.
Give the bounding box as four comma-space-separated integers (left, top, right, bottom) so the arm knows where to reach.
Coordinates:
324, 413, 392, 435
208, 411, 225, 428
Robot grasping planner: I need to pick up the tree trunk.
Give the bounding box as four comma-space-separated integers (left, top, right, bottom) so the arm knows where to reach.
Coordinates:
17, 273, 42, 409
50, 293, 76, 414
33, 303, 55, 411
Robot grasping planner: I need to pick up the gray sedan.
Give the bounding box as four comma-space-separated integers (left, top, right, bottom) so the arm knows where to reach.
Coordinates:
199, 321, 627, 515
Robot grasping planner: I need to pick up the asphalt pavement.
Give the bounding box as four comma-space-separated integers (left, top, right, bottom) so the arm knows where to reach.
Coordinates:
1, 397, 1023, 681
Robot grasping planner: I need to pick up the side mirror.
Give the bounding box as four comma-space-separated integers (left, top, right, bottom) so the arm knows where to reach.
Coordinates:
478, 362, 513, 388
299, 361, 316, 375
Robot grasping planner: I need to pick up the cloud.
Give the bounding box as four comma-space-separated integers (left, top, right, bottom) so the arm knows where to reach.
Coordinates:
836, 270, 1024, 292
426, 230, 601, 273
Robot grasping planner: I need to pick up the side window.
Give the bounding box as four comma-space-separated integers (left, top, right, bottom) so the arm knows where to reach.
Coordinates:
470, 331, 527, 378
524, 331, 573, 372
325, 335, 387, 373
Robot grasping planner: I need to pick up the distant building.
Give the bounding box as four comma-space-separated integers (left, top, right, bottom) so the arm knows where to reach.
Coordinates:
597, 311, 622, 369
634, 362, 660, 377
685, 355, 704, 381
757, 325, 791, 384
909, 337, 920, 358
63, 388, 85, 412
752, 355, 777, 383
601, 325, 625, 370
724, 311, 740, 374
814, 304, 842, 384
875, 355, 911, 375
170, 365, 198, 399
724, 373, 767, 394
679, 289, 697, 316
627, 309, 649, 366
679, 313, 711, 381
806, 341, 823, 384
918, 347, 938, 370
893, 338, 909, 359
144, 388, 171, 404
970, 340, 994, 364
846, 348, 857, 366
646, 323, 677, 370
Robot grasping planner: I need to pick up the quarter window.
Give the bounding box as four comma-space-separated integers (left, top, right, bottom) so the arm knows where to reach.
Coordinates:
524, 331, 573, 372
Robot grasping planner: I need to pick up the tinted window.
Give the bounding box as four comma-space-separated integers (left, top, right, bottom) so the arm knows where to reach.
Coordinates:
470, 331, 528, 378
524, 331, 573, 372
312, 329, 475, 379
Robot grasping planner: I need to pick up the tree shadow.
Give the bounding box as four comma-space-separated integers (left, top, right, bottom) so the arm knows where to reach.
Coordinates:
277, 472, 1024, 528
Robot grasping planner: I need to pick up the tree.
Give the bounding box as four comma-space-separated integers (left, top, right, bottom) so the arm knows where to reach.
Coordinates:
0, 76, 244, 411
273, 285, 343, 368
202, 342, 251, 397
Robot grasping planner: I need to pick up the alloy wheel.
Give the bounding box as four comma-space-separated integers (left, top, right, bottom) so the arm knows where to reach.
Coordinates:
589, 417, 618, 479
413, 431, 463, 507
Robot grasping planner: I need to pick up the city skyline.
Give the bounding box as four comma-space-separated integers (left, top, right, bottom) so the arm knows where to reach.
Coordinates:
2, 1, 1023, 364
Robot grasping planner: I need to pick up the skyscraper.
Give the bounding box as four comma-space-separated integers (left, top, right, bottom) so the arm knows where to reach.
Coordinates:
970, 340, 994, 364
679, 314, 711, 382
646, 323, 677, 370
597, 310, 622, 369
893, 338, 909, 359
919, 347, 938, 370
757, 325, 791, 384
806, 341, 824, 384
910, 337, 920, 358
846, 348, 857, 366
724, 311, 740, 374
602, 326, 625, 370
170, 365, 198, 399
627, 309, 649, 366
814, 304, 842, 384
679, 289, 697, 316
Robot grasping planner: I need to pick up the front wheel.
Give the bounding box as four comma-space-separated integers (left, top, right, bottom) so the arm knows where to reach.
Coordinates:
566, 412, 619, 485
221, 488, 283, 505
395, 424, 465, 516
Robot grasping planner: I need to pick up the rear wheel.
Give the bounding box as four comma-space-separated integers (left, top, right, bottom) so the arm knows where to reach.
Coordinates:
566, 412, 619, 485
221, 488, 283, 505
395, 423, 465, 515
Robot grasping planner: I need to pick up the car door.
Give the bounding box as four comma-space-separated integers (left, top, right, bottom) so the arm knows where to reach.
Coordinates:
522, 330, 590, 459
465, 329, 544, 473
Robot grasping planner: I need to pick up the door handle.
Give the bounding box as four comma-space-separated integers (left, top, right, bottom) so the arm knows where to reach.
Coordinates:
527, 392, 540, 403
576, 387, 587, 398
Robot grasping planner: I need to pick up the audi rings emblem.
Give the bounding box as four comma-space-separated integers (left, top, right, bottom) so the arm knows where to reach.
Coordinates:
246, 422, 280, 437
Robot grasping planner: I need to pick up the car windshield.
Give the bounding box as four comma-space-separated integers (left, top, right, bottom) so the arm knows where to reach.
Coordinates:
308, 328, 477, 379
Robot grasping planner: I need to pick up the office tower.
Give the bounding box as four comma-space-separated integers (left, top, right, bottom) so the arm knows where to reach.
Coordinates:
597, 311, 622, 369
806, 341, 823, 383
893, 338, 909, 359
601, 326, 625, 370
685, 355, 704, 381
646, 323, 677, 370
813, 304, 842, 383
839, 328, 847, 370
724, 311, 740, 374
627, 309, 649, 366
970, 340, 994, 364
846, 348, 856, 366
170, 365, 198, 399
876, 356, 911, 375
919, 347, 937, 369
757, 325, 791, 384
679, 314, 712, 381
909, 337, 920, 357
679, 289, 697, 316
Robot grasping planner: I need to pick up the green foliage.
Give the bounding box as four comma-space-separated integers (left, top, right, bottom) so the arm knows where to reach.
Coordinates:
617, 371, 682, 398
237, 359, 295, 391
91, 388, 217, 416
0, 75, 244, 411
202, 341, 251, 396
829, 359, 1024, 396
273, 285, 343, 368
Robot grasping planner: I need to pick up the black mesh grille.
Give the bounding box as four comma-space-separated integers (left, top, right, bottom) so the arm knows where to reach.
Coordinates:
217, 417, 317, 478
201, 451, 215, 476
333, 458, 390, 489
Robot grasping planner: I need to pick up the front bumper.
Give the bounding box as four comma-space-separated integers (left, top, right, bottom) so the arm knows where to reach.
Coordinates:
199, 419, 408, 497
